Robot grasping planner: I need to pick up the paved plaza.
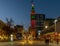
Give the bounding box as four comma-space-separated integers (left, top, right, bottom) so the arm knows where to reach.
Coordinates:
0, 40, 60, 46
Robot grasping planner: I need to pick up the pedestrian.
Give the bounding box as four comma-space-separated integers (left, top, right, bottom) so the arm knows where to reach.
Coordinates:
45, 38, 49, 45
56, 39, 59, 44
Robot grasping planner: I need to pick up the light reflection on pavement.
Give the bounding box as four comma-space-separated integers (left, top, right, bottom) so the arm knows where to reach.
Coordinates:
0, 40, 60, 46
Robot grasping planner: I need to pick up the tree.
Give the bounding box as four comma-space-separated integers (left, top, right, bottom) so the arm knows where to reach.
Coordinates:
5, 18, 14, 35
6, 18, 14, 27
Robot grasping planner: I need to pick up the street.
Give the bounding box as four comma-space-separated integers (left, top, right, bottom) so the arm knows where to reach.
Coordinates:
0, 40, 60, 46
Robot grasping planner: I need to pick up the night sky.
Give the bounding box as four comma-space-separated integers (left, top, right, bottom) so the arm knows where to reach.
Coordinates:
0, 0, 60, 30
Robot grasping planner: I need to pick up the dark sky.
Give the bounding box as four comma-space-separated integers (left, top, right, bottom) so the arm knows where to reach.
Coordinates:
0, 0, 60, 30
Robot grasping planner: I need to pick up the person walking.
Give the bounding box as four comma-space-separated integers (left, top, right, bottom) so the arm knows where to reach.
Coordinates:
56, 38, 59, 44
45, 38, 49, 45
45, 35, 50, 46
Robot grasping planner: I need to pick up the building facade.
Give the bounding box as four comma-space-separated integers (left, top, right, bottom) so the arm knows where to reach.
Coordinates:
41, 19, 60, 41
44, 18, 55, 27
30, 1, 45, 38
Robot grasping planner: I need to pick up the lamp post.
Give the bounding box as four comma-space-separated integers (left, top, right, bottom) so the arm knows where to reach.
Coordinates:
54, 19, 58, 41
54, 19, 58, 32
44, 26, 48, 36
10, 34, 13, 42
45, 26, 48, 29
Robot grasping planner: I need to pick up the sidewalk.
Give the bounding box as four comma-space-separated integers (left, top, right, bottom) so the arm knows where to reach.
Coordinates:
49, 42, 60, 46
36, 40, 60, 46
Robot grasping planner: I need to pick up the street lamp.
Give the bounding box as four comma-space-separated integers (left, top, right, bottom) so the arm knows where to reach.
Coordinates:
54, 19, 59, 42
10, 34, 13, 42
45, 26, 48, 29
54, 19, 58, 39
54, 19, 58, 32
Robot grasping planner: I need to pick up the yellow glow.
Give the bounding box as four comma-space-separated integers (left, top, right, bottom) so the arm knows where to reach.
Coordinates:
4, 36, 8, 39
0, 36, 4, 40
28, 40, 33, 44
0, 36, 2, 38
20, 40, 26, 45
45, 26, 48, 29
19, 40, 33, 45
21, 42, 25, 45
59, 33, 60, 36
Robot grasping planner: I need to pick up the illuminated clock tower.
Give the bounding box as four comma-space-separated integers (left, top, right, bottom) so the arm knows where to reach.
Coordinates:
31, 0, 36, 29
30, 0, 36, 38
30, 0, 45, 38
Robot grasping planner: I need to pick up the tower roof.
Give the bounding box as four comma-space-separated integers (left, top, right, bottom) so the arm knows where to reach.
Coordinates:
31, 0, 35, 14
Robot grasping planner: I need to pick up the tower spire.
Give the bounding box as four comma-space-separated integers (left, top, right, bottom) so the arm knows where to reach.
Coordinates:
31, 0, 35, 14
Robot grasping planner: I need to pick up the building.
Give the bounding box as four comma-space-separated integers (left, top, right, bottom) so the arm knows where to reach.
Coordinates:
41, 18, 60, 41
30, 1, 45, 38
30, 0, 37, 38
0, 20, 8, 40
33, 14, 45, 38
14, 25, 24, 33
31, 1, 35, 29
44, 18, 55, 27
14, 25, 24, 40
35, 14, 45, 31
